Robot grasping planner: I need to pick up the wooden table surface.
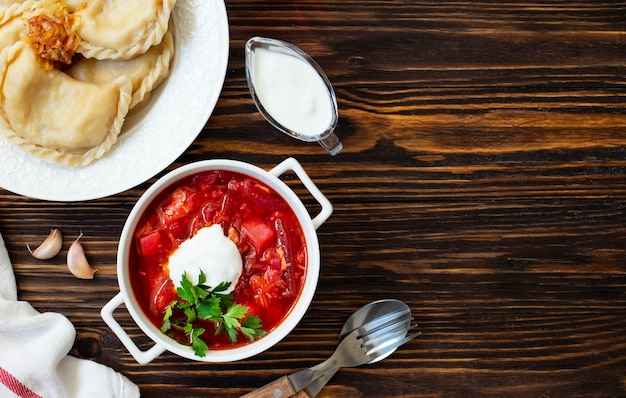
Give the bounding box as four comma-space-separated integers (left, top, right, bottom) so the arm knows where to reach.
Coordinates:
2, 1, 626, 397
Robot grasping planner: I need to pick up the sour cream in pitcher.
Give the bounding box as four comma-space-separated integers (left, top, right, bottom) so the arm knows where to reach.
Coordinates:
250, 47, 334, 137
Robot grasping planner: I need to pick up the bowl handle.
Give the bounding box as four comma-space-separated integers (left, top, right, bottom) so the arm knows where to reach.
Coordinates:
269, 157, 333, 230
100, 292, 166, 364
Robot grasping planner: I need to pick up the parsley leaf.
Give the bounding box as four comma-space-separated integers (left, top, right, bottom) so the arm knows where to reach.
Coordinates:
222, 304, 246, 342
160, 305, 173, 333
224, 304, 248, 326
176, 272, 208, 304
191, 327, 208, 357
196, 296, 222, 321
161, 271, 266, 357
211, 281, 231, 293
241, 315, 267, 342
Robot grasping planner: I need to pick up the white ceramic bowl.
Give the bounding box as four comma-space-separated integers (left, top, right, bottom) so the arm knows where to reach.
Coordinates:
101, 158, 332, 364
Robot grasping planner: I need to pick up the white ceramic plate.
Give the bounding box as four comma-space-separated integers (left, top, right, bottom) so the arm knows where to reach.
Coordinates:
0, 0, 229, 202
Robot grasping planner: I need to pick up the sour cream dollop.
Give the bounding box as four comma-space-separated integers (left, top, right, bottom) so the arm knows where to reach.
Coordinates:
251, 47, 334, 137
167, 224, 242, 293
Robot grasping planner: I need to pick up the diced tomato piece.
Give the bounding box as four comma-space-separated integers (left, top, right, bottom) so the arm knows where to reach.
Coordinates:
160, 187, 199, 224
189, 215, 207, 236
152, 277, 177, 314
241, 217, 275, 254
215, 193, 234, 224
166, 221, 188, 244
237, 180, 283, 215
193, 172, 219, 189
137, 230, 165, 256
201, 201, 219, 223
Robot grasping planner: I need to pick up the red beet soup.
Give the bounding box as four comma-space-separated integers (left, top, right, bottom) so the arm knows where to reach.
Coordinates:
129, 169, 307, 350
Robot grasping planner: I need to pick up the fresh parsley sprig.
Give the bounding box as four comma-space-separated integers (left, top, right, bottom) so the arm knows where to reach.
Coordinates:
161, 271, 266, 357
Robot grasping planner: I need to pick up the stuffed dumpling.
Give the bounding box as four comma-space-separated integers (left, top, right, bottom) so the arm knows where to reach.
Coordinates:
0, 41, 132, 166
69, 0, 176, 60
0, 0, 36, 52
66, 30, 174, 109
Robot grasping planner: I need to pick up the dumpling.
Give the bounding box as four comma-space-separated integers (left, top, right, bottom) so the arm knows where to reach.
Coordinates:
0, 41, 132, 166
0, 12, 25, 52
65, 30, 174, 109
0, 15, 24, 52
0, 0, 32, 7
0, 1, 36, 52
69, 0, 176, 60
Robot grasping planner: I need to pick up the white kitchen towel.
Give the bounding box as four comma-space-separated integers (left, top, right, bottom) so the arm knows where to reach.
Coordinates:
0, 233, 140, 398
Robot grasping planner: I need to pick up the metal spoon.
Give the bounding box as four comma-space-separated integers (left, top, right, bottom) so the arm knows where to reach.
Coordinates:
241, 300, 419, 398
340, 299, 412, 360
291, 300, 416, 397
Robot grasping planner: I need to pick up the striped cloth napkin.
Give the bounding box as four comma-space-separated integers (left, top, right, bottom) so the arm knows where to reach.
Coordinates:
0, 233, 139, 398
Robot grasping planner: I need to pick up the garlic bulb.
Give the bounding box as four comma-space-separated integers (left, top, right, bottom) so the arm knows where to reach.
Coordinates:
67, 233, 97, 279
28, 229, 63, 260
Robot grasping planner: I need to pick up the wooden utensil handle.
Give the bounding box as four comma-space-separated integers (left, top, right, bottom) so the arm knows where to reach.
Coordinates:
240, 376, 297, 397
289, 390, 313, 398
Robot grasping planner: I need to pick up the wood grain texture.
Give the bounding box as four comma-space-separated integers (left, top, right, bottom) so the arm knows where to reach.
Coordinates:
2, 1, 626, 397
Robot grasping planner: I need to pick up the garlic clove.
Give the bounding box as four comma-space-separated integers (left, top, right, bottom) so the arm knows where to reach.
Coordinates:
67, 233, 97, 279
28, 229, 63, 260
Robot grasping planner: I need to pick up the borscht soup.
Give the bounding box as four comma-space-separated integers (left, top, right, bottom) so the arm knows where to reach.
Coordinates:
129, 169, 307, 354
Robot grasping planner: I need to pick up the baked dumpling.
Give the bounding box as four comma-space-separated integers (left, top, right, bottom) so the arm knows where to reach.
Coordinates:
66, 30, 174, 109
68, 0, 176, 60
0, 41, 132, 166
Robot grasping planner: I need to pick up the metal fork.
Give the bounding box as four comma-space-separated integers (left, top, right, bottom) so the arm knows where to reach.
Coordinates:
241, 312, 420, 397
291, 322, 421, 397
